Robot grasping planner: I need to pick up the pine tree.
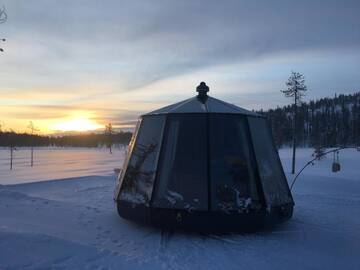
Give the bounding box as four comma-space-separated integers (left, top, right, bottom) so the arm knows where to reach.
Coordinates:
281, 71, 308, 174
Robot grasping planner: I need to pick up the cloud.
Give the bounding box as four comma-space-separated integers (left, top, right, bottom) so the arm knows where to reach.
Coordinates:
2, 105, 76, 120
2, 0, 360, 89
0, 0, 360, 131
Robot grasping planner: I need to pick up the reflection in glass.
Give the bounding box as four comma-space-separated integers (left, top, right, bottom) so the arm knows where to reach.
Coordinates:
248, 117, 293, 207
119, 116, 165, 205
210, 115, 261, 213
114, 119, 141, 199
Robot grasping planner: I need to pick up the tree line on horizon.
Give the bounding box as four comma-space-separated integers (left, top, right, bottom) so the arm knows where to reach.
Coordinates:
259, 92, 360, 148
0, 131, 132, 148
1, 93, 359, 149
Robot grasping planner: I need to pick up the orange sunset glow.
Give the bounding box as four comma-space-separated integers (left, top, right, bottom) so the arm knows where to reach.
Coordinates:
51, 118, 103, 132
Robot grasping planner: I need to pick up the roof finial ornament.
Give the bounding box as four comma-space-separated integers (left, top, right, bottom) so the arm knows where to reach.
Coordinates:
196, 82, 209, 97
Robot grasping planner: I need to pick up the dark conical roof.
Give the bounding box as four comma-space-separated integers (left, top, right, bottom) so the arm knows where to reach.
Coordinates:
144, 82, 260, 117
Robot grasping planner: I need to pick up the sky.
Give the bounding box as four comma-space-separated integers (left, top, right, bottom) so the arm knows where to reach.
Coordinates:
0, 0, 360, 134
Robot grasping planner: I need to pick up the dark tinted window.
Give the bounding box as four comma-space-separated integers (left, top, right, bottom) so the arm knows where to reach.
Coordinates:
119, 116, 165, 205
152, 115, 208, 211
209, 115, 261, 212
248, 117, 293, 207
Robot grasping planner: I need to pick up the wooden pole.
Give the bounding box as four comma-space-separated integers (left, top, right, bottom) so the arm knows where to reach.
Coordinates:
10, 145, 13, 170
31, 145, 33, 167
291, 93, 298, 174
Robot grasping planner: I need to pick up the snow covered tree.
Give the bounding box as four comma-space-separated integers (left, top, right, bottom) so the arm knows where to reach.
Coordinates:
281, 71, 307, 174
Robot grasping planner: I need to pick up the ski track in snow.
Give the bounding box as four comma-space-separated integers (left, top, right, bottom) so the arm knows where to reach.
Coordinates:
0, 148, 359, 269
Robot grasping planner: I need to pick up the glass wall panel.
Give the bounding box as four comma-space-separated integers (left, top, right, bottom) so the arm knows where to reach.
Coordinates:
152, 115, 208, 211
119, 116, 165, 205
248, 117, 293, 207
209, 115, 261, 212
114, 119, 141, 200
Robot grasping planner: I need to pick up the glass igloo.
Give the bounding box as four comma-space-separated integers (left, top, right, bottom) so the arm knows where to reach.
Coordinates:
114, 82, 294, 232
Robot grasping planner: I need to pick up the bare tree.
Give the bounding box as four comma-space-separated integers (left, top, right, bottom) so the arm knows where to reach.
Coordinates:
105, 123, 114, 154
2, 121, 14, 170
0, 6, 7, 52
281, 71, 307, 174
28, 121, 39, 167
0, 6, 7, 23
9, 128, 16, 170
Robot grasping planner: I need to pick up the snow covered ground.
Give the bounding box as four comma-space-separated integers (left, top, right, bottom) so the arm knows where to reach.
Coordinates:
0, 147, 359, 269
0, 147, 126, 184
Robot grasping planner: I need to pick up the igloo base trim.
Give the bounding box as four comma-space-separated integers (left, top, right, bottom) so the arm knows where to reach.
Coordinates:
116, 200, 293, 233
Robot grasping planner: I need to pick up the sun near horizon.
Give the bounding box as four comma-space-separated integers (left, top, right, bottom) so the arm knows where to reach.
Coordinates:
50, 118, 103, 133
0, 109, 109, 134
42, 110, 102, 133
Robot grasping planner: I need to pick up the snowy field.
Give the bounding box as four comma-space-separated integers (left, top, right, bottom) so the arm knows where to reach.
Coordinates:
0, 147, 359, 269
0, 147, 126, 184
